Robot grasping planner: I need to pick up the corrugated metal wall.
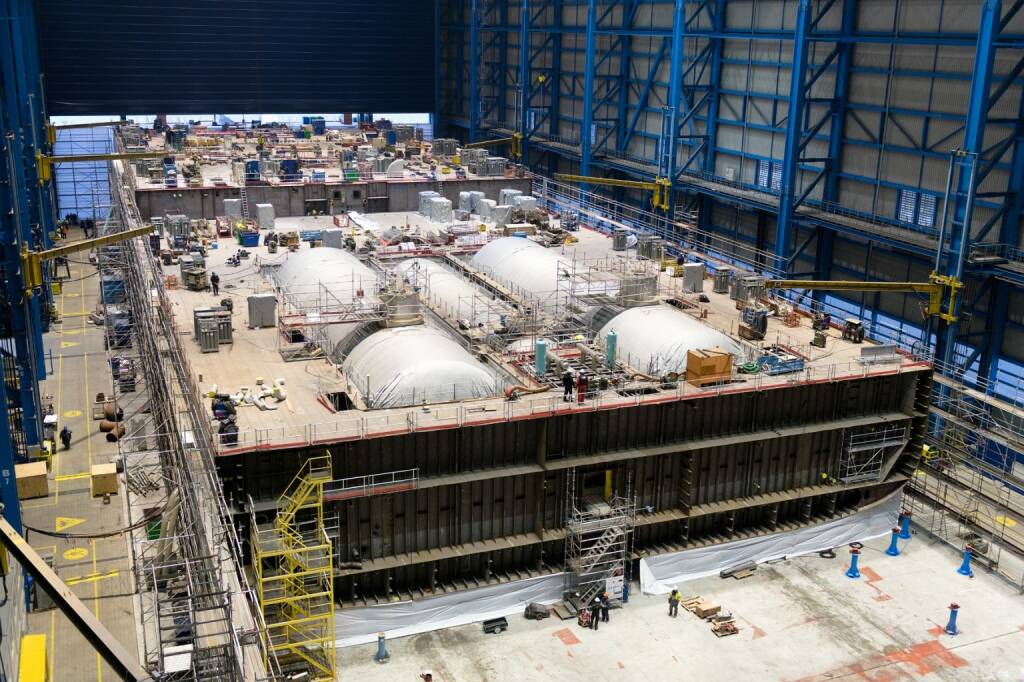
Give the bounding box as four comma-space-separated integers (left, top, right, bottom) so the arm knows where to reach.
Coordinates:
36, 0, 434, 115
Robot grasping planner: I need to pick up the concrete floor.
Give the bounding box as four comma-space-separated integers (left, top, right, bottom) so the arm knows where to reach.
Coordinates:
22, 230, 140, 681
338, 532, 1024, 682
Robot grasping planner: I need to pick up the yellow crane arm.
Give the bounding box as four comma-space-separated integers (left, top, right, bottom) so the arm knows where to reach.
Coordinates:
463, 133, 523, 159
36, 151, 167, 183
22, 224, 154, 291
554, 173, 673, 212
764, 274, 961, 320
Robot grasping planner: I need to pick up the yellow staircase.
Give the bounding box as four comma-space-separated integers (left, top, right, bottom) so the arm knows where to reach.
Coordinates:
252, 455, 336, 681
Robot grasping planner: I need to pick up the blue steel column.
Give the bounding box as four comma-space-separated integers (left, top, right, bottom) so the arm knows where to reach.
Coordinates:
469, 0, 480, 142
980, 55, 1023, 386
937, 0, 1001, 368
434, 0, 442, 132
702, 0, 725, 175
549, 0, 562, 140
579, 0, 597, 176
813, 0, 854, 302
775, 0, 812, 270
518, 0, 530, 159
0, 0, 44, 453
661, 0, 685, 181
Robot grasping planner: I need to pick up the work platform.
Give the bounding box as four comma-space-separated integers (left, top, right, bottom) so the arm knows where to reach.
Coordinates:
161, 212, 930, 457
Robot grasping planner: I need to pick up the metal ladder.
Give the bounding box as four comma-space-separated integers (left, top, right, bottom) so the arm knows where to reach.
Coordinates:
239, 185, 251, 220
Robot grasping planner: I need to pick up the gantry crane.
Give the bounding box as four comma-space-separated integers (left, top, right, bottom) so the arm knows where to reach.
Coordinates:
554, 173, 673, 213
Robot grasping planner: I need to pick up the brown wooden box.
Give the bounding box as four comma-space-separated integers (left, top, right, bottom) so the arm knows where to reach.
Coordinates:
685, 348, 733, 386
16, 461, 49, 500
91, 463, 118, 497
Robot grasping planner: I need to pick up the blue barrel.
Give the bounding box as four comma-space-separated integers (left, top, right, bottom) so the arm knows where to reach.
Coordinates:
312, 118, 327, 135
605, 330, 617, 367
535, 339, 548, 377
512, 231, 528, 238
245, 160, 260, 180
386, 130, 397, 145
302, 116, 312, 125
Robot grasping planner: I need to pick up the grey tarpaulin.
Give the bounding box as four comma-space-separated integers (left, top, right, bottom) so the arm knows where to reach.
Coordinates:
639, 490, 901, 595
334, 572, 566, 648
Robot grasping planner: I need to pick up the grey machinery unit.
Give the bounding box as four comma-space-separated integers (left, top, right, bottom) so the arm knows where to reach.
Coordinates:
682, 262, 705, 293
247, 294, 278, 329
612, 228, 628, 251
197, 318, 220, 353
713, 267, 732, 294
731, 274, 765, 303
637, 235, 664, 261
193, 306, 233, 352
179, 254, 208, 291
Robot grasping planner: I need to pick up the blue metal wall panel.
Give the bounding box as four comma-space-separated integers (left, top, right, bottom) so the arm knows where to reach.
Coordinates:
36, 0, 435, 115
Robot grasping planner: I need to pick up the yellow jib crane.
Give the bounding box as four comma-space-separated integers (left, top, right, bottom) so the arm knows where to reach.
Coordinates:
21, 224, 154, 295
554, 173, 673, 212
763, 273, 962, 322
463, 132, 524, 160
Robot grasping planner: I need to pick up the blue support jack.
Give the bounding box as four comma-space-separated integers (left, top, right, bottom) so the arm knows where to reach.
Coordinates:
845, 548, 861, 579
957, 546, 975, 577
945, 603, 960, 635
898, 513, 912, 539
374, 632, 390, 663
885, 527, 901, 557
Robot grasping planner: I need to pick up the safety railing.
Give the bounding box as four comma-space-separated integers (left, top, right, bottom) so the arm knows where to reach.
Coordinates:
215, 355, 931, 455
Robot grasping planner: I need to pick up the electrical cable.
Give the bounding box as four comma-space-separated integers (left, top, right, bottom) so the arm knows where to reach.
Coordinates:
23, 503, 165, 540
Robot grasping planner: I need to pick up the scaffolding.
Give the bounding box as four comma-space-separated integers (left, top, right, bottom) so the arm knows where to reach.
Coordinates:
838, 426, 908, 484
904, 360, 1024, 591
105, 160, 274, 680
563, 469, 636, 612
251, 455, 337, 681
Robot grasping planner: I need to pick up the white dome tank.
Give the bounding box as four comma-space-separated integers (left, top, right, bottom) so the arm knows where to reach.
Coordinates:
598, 304, 740, 377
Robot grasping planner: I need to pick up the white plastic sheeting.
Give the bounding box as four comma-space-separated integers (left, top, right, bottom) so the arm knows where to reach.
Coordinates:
639, 491, 900, 594
598, 304, 741, 377
335, 572, 566, 648
333, 492, 899, 648
342, 326, 498, 407
397, 258, 507, 326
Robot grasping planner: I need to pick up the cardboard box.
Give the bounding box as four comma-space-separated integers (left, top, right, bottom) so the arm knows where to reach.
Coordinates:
16, 461, 48, 500
91, 463, 118, 497
685, 348, 733, 386
695, 600, 721, 619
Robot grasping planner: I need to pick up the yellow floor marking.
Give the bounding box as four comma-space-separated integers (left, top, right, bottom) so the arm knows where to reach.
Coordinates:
63, 409, 81, 418
55, 516, 86, 532
63, 547, 89, 561
55, 472, 89, 482
49, 610, 56, 681
59, 341, 80, 349
66, 570, 119, 587
63, 292, 79, 298
63, 328, 82, 336
91, 538, 102, 682
61, 311, 92, 318
995, 515, 1018, 527
84, 352, 92, 472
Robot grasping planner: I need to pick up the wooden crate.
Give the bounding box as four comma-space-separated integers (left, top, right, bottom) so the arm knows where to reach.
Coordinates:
91, 463, 118, 496
685, 348, 733, 386
16, 462, 48, 500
